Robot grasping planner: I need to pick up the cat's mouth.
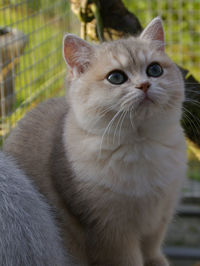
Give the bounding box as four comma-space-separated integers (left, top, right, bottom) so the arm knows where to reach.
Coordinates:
120, 92, 156, 113
138, 94, 155, 107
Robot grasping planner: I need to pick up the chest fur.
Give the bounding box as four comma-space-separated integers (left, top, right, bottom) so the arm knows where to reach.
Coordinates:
69, 135, 186, 198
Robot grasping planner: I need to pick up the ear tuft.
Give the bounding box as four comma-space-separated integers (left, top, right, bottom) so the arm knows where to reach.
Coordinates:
63, 34, 93, 77
140, 17, 165, 52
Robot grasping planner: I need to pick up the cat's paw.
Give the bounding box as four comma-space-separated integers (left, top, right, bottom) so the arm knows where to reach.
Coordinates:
144, 255, 169, 266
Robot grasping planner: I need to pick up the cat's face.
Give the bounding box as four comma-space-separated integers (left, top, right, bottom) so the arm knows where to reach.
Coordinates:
63, 18, 184, 138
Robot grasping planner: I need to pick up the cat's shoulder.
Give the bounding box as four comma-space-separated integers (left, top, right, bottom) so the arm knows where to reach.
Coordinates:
3, 97, 68, 154
27, 96, 68, 121
9, 97, 67, 133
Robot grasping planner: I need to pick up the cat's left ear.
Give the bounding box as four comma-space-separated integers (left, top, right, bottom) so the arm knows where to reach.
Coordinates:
63, 34, 94, 77
140, 17, 165, 52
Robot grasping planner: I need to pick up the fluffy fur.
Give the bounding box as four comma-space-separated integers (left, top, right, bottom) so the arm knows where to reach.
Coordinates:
3, 18, 187, 266
0, 151, 68, 266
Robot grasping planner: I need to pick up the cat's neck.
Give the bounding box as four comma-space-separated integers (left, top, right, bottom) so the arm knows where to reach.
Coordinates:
65, 108, 182, 153
63, 108, 186, 198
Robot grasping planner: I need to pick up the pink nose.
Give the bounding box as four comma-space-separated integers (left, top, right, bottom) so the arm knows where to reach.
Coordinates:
136, 81, 151, 93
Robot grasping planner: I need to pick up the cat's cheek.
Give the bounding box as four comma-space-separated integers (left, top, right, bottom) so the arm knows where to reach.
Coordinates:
93, 83, 124, 109
148, 90, 168, 106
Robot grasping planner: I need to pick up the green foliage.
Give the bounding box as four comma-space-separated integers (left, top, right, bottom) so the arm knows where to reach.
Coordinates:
187, 149, 200, 181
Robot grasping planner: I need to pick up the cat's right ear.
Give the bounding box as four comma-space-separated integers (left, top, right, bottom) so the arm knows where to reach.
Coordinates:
140, 17, 165, 52
63, 34, 94, 77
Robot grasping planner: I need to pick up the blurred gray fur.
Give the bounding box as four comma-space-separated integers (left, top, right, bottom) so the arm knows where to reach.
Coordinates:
0, 151, 70, 266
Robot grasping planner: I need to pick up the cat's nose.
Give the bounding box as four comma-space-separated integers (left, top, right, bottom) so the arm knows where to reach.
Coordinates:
136, 81, 151, 93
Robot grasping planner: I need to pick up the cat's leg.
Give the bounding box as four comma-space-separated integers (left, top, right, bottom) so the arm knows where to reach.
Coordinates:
87, 247, 143, 266
86, 230, 143, 266
144, 253, 169, 266
141, 217, 170, 266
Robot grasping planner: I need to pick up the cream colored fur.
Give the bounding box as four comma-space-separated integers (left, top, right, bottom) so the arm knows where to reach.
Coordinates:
3, 18, 186, 266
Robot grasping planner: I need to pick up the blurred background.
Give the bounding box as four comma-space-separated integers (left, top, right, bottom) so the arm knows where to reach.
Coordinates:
0, 0, 200, 265
0, 0, 80, 144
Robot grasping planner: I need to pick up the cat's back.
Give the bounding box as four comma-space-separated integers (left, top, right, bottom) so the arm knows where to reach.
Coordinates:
0, 151, 68, 266
3, 92, 87, 265
3, 97, 68, 191
4, 96, 67, 157
3, 97, 70, 214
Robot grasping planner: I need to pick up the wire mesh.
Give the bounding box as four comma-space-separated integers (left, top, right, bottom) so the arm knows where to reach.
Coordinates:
0, 0, 79, 143
125, 0, 200, 80
1, 1, 200, 143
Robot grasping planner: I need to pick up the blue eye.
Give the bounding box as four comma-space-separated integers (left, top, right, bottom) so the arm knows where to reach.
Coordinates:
146, 63, 163, 77
107, 70, 128, 85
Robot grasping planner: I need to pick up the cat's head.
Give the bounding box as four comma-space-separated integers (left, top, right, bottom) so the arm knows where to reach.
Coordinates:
63, 17, 184, 138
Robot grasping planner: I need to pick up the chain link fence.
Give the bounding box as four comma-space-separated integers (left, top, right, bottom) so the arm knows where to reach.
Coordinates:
0, 0, 79, 143
125, 0, 200, 79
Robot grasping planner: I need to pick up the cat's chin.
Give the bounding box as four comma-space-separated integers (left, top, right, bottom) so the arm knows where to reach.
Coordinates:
138, 95, 155, 107
134, 97, 158, 120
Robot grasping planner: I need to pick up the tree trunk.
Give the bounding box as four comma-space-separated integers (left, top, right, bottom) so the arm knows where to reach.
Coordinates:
69, 0, 200, 148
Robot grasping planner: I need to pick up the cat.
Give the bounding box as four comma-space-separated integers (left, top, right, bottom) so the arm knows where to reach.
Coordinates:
0, 151, 69, 266
3, 17, 187, 266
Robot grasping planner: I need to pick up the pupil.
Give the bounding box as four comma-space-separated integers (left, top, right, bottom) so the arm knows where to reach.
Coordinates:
113, 73, 122, 82
152, 66, 159, 73
147, 63, 163, 77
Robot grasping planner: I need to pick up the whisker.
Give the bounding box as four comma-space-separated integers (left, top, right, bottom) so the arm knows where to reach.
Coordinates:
129, 106, 135, 131
183, 107, 200, 128
118, 110, 128, 145
98, 104, 118, 117
182, 107, 200, 137
120, 96, 135, 109
84, 103, 119, 137
185, 88, 200, 94
182, 111, 198, 139
184, 98, 200, 108
113, 110, 125, 145
99, 109, 122, 158
184, 82, 200, 85
120, 91, 137, 102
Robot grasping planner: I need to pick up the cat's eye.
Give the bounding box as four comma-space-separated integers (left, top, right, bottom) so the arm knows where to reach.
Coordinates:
107, 70, 128, 85
146, 63, 163, 77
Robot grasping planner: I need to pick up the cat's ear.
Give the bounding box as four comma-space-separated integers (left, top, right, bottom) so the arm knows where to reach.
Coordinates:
63, 34, 94, 77
140, 17, 165, 52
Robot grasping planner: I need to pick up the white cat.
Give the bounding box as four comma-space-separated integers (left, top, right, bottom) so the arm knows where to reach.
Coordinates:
4, 17, 187, 266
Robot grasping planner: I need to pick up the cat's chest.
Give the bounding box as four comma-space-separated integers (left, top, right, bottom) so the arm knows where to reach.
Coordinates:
68, 131, 186, 197
103, 142, 175, 179
87, 187, 167, 236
